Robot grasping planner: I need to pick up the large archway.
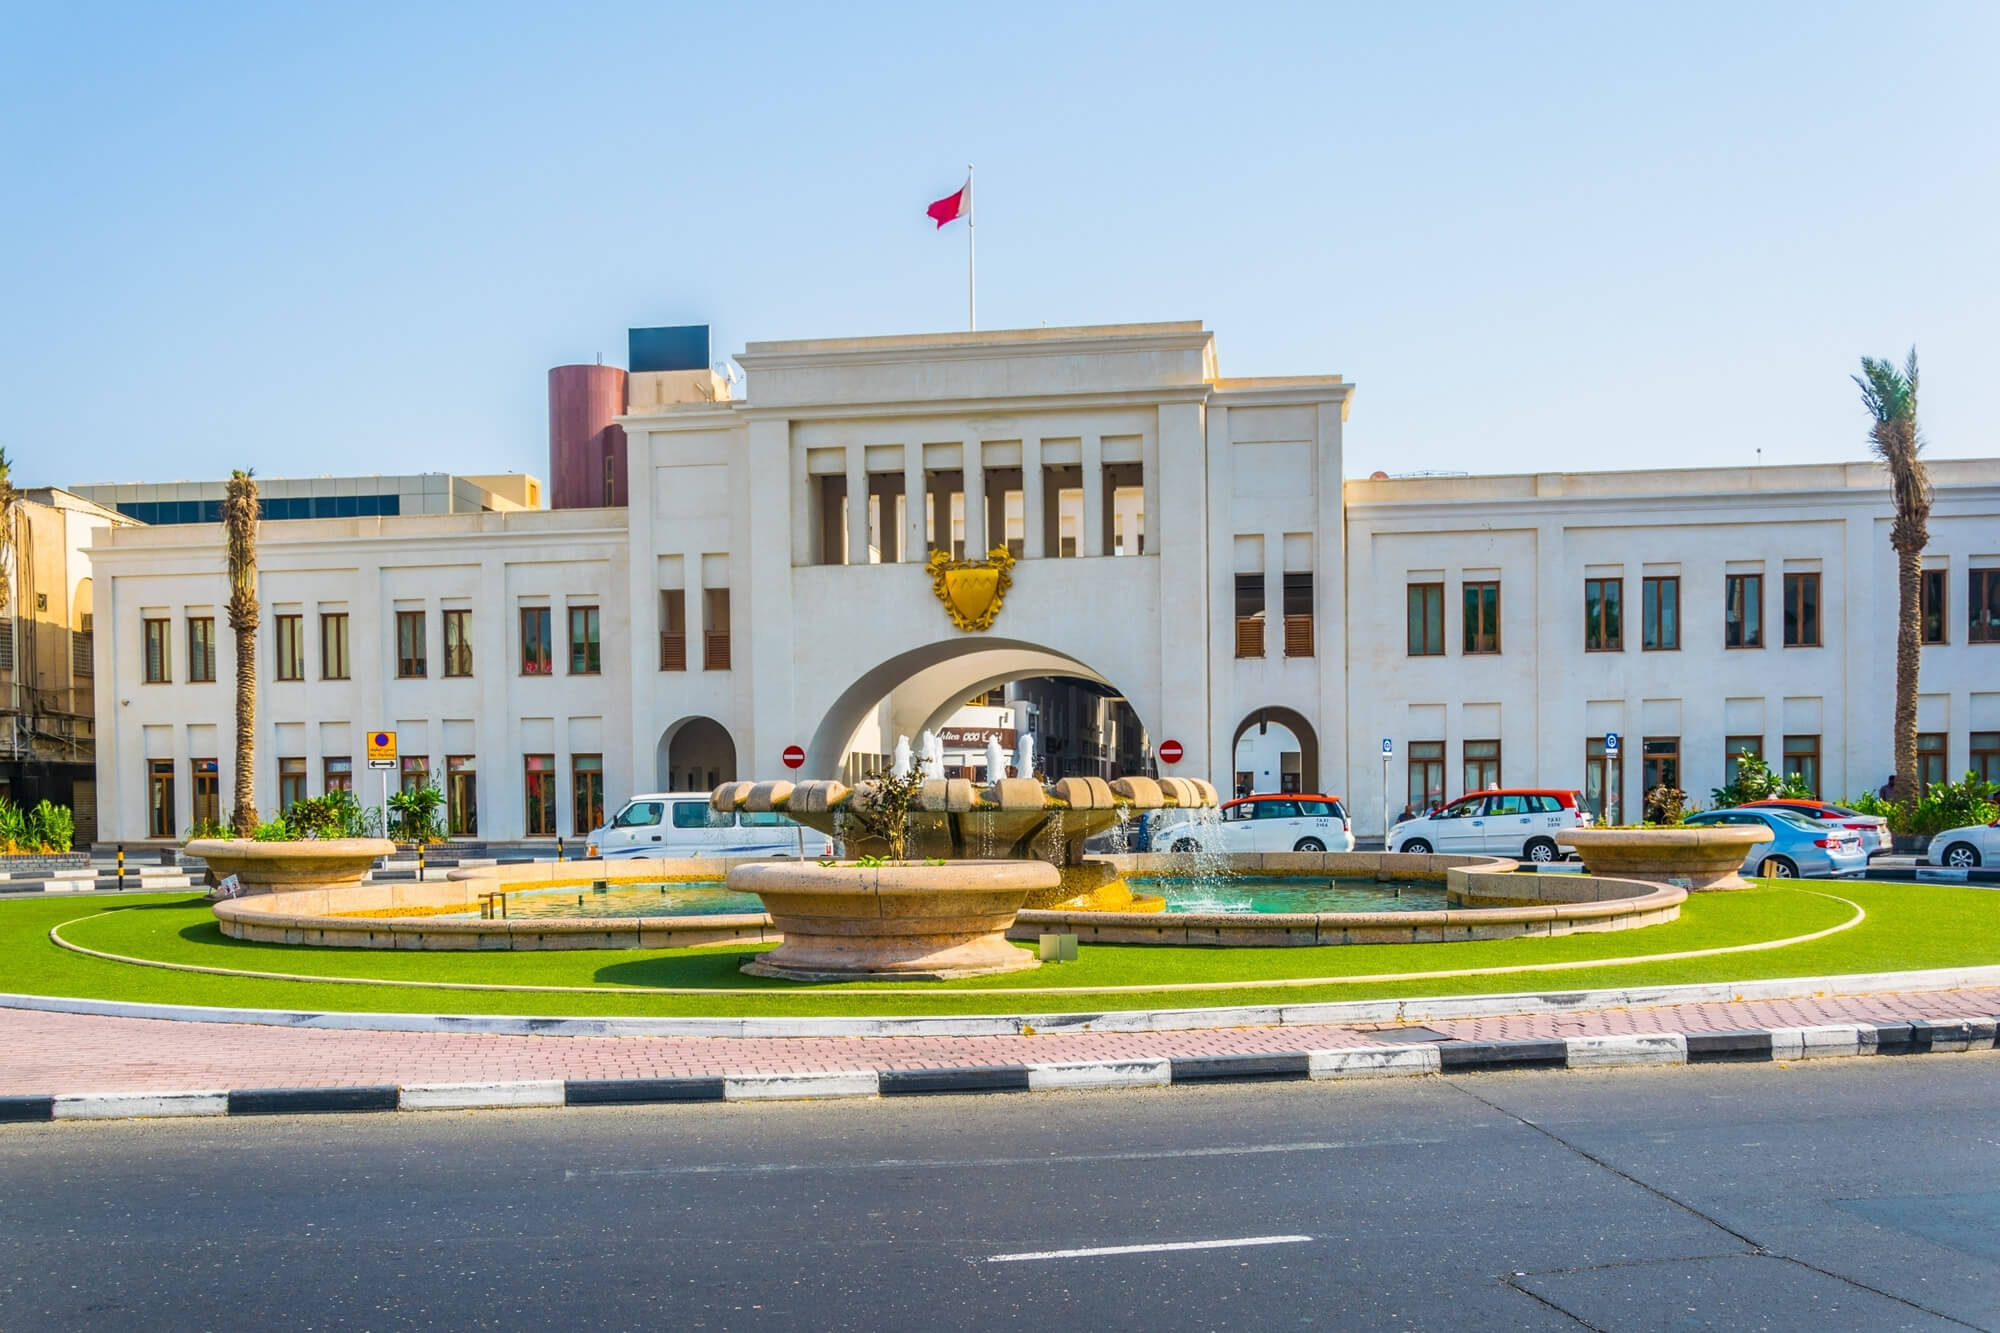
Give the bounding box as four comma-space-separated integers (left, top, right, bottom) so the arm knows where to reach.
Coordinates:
656, 716, 737, 793
805, 637, 1154, 782
1231, 706, 1320, 797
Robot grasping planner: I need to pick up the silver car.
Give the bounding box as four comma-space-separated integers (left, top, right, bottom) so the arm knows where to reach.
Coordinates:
1681, 808, 1867, 879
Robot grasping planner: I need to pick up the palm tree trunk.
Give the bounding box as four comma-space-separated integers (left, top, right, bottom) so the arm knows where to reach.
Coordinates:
231, 621, 257, 835
1893, 546, 1922, 826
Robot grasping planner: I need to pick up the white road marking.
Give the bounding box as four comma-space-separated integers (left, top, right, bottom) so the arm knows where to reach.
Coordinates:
988, 1235, 1313, 1263
563, 1137, 1448, 1179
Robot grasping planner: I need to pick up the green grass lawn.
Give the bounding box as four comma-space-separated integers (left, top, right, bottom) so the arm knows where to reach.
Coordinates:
0, 880, 1992, 1018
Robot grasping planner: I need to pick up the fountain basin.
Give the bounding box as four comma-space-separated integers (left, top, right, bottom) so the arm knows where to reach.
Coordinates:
1561, 827, 1773, 891
729, 858, 1056, 980
186, 838, 396, 894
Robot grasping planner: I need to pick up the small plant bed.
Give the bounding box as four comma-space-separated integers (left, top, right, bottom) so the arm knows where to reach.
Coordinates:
1, 879, 1993, 1017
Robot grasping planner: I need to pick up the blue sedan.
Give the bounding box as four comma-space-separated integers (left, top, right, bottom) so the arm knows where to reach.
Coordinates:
1681, 808, 1867, 879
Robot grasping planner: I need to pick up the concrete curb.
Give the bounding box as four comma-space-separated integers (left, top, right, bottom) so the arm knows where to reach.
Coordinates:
7, 964, 2000, 1038
4, 1016, 1993, 1122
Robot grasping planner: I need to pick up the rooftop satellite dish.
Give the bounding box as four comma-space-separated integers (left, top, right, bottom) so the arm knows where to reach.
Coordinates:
712, 360, 743, 388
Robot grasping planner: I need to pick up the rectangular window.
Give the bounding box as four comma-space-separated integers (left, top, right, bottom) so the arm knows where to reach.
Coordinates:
278, 756, 308, 812
568, 606, 601, 675
191, 758, 219, 830
1782, 734, 1821, 798
323, 755, 353, 794
572, 754, 604, 836
704, 589, 731, 670
520, 607, 553, 675
1972, 732, 2000, 787
148, 759, 175, 838
320, 612, 350, 680
73, 612, 93, 677
275, 614, 304, 681
1407, 740, 1445, 813
1584, 737, 1621, 826
1920, 568, 1948, 645
1406, 583, 1444, 657
1641, 576, 1680, 651
1783, 572, 1820, 647
442, 609, 473, 677
187, 616, 216, 682
1234, 574, 1266, 659
1725, 573, 1763, 648
1642, 737, 1681, 796
143, 618, 170, 683
446, 755, 477, 837
660, 590, 687, 671
396, 610, 426, 678
1917, 732, 1947, 794
1584, 578, 1622, 652
1282, 572, 1313, 658
1725, 736, 1763, 789
1462, 739, 1501, 794
1971, 569, 2000, 644
1462, 582, 1500, 655
400, 755, 430, 796
524, 754, 557, 837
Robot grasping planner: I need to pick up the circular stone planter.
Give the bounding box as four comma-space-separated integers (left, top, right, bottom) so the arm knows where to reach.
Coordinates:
1561, 827, 1772, 891
728, 859, 1058, 981
185, 838, 397, 894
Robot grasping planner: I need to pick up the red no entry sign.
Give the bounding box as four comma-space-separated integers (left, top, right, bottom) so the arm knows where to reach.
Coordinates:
781, 745, 806, 770
1157, 739, 1184, 765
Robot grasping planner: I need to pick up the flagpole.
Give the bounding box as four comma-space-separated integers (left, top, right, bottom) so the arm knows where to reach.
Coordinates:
967, 163, 976, 331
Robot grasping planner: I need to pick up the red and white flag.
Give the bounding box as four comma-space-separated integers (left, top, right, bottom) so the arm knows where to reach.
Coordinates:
927, 178, 970, 228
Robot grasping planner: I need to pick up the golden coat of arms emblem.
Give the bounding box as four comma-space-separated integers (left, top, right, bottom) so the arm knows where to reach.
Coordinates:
927, 546, 1015, 631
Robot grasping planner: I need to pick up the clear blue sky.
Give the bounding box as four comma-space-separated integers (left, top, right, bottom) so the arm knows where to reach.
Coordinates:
4, 1, 1994, 488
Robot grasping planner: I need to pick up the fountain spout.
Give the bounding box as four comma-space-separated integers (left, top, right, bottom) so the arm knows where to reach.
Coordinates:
892, 735, 913, 777
1014, 733, 1035, 781
985, 736, 1006, 782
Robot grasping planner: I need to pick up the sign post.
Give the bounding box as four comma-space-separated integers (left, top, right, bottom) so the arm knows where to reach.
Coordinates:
367, 731, 397, 837
1380, 738, 1394, 847
1604, 732, 1621, 825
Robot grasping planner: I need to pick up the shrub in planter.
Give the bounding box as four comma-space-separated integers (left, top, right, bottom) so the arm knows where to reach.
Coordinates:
27, 800, 73, 854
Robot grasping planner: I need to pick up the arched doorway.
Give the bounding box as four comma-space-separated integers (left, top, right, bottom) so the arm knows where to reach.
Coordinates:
656, 716, 737, 793
1231, 707, 1319, 797
806, 638, 1156, 783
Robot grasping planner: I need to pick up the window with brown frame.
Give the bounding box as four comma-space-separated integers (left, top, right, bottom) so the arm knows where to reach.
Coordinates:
143, 618, 170, 683
1725, 573, 1763, 648
1407, 740, 1445, 812
1234, 574, 1266, 659
1462, 739, 1501, 793
443, 609, 473, 677
275, 614, 304, 681
568, 606, 601, 675
1971, 569, 2000, 644
1725, 735, 1763, 788
572, 754, 604, 836
1642, 576, 1680, 651
1584, 578, 1622, 652
1462, 581, 1500, 655
1406, 583, 1444, 656
523, 754, 557, 837
1782, 734, 1821, 797
278, 756, 308, 811
191, 758, 219, 829
324, 755, 353, 794
396, 610, 426, 678
320, 612, 350, 680
520, 607, 553, 675
1920, 568, 1947, 645
187, 616, 216, 682
660, 590, 687, 671
1783, 573, 1821, 647
1917, 733, 1947, 794
1972, 732, 2000, 787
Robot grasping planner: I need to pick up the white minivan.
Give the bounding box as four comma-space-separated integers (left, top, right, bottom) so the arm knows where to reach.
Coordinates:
587, 792, 834, 861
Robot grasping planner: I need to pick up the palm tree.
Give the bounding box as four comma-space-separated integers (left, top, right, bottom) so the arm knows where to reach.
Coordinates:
0, 448, 17, 615
223, 471, 261, 837
1853, 349, 1929, 830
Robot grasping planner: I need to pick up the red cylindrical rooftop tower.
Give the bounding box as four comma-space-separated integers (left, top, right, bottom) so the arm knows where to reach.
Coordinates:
548, 364, 630, 509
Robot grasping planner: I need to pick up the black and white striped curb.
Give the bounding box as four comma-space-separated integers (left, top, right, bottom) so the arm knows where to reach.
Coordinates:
4, 1017, 1993, 1122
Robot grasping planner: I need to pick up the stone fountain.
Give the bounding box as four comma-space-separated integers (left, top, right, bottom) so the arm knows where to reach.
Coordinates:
712, 761, 1219, 981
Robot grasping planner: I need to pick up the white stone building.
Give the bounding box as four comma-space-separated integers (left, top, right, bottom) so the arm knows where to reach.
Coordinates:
87, 322, 2000, 844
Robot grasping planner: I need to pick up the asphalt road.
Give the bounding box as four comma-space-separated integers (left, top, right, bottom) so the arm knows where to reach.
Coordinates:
3, 1056, 1996, 1331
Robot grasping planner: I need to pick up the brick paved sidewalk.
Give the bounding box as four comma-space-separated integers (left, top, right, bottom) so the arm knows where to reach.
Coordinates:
4, 987, 1996, 1096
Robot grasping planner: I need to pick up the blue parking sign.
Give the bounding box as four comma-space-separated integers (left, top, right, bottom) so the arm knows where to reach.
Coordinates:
1605, 732, 1620, 754
1382, 738, 1394, 756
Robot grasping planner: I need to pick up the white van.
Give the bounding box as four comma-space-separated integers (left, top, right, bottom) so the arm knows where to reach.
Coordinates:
586, 792, 834, 861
